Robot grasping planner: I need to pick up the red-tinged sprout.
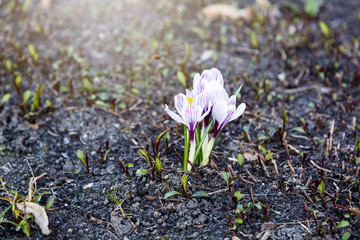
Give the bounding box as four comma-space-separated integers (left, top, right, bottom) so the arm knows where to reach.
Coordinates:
303, 202, 308, 219
85, 154, 89, 173
105, 139, 109, 150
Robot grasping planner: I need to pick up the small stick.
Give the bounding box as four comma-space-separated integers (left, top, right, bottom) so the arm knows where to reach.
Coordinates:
310, 160, 332, 173
305, 176, 312, 187
0, 178, 12, 201
245, 168, 259, 183
272, 158, 279, 176
239, 175, 255, 185
301, 190, 314, 203
287, 160, 295, 174
259, 156, 270, 177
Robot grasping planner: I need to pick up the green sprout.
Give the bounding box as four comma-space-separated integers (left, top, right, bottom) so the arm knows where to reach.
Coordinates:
164, 174, 209, 202
136, 130, 168, 181
76, 149, 89, 173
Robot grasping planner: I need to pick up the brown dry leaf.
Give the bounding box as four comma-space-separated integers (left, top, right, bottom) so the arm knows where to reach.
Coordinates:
350, 206, 360, 217
16, 202, 50, 235
261, 222, 277, 231
201, 4, 253, 22
244, 152, 257, 161
29, 123, 39, 129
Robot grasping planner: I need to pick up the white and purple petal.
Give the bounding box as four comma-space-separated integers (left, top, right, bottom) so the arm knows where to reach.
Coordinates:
229, 103, 246, 122
165, 105, 186, 125
210, 68, 224, 86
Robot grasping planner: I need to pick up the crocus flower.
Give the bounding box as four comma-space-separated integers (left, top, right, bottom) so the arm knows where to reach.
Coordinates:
193, 68, 224, 96
165, 92, 210, 170
200, 95, 246, 167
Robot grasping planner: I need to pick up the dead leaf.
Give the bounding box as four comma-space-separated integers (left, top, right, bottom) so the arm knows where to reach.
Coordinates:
261, 222, 277, 231
29, 123, 39, 129
201, 4, 253, 22
350, 207, 360, 217
244, 152, 257, 161
16, 202, 50, 235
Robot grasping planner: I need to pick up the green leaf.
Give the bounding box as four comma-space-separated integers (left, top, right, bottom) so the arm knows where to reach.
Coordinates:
0, 205, 12, 219
45, 100, 52, 108
82, 78, 93, 92
155, 130, 167, 154
94, 100, 108, 108
305, 0, 321, 17
318, 181, 325, 195
265, 152, 274, 161
138, 149, 152, 167
342, 232, 351, 240
258, 145, 267, 155
222, 171, 230, 185
136, 169, 149, 176
33, 84, 44, 110
191, 191, 209, 198
292, 127, 306, 134
336, 220, 349, 229
23, 90, 31, 104
127, 163, 134, 168
319, 21, 330, 38
1, 93, 11, 104
177, 71, 187, 88
234, 190, 243, 201
233, 218, 244, 225
250, 31, 259, 48
254, 202, 262, 210
15, 75, 22, 87
155, 156, 161, 175
28, 44, 38, 62
164, 191, 182, 199
237, 153, 244, 167
45, 197, 55, 211
356, 157, 360, 166
181, 174, 188, 196
19, 220, 30, 237
282, 107, 287, 126
76, 149, 87, 168
131, 88, 141, 95
22, 0, 31, 12
6, 60, 12, 72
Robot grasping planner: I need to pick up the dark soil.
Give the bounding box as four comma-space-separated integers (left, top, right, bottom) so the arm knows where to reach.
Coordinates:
0, 0, 359, 239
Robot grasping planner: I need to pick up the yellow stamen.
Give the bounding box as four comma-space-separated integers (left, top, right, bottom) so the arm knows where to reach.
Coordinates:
187, 97, 193, 107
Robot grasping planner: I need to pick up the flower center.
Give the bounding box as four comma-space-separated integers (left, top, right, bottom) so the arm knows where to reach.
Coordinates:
187, 97, 193, 107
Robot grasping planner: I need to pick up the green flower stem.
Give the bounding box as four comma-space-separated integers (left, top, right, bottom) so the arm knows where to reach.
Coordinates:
195, 125, 203, 164
187, 140, 196, 171
194, 119, 214, 164
183, 125, 189, 171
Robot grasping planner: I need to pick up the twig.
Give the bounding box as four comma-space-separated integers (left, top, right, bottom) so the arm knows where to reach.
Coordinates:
275, 84, 324, 94
239, 175, 255, 185
310, 160, 332, 173
245, 168, 259, 183
259, 157, 270, 178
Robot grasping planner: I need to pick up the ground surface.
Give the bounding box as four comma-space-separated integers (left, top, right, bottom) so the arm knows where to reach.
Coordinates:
0, 0, 360, 239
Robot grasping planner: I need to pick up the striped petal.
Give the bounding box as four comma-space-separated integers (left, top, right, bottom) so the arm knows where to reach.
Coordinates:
227, 95, 236, 106
210, 68, 224, 86
165, 105, 186, 125
212, 100, 228, 131
229, 103, 246, 122
174, 93, 188, 115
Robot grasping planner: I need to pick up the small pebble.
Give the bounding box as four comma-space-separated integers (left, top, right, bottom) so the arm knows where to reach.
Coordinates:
67, 229, 73, 234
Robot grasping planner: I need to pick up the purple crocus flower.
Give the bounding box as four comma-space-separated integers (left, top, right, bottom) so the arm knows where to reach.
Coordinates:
165, 92, 210, 170
200, 95, 246, 167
